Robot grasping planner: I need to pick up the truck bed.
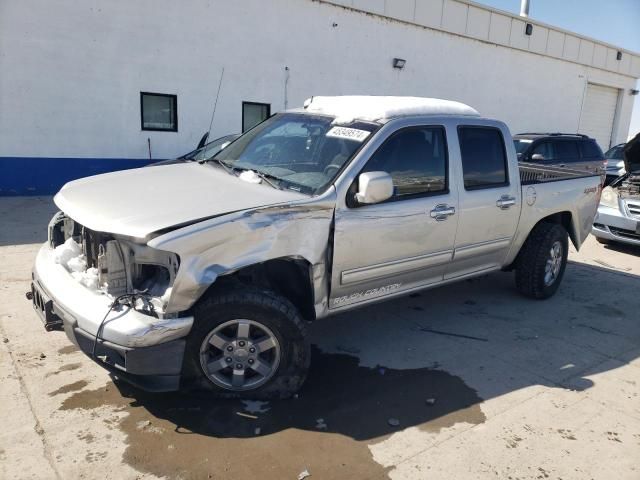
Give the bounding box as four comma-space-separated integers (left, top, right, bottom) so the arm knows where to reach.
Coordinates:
519, 162, 600, 184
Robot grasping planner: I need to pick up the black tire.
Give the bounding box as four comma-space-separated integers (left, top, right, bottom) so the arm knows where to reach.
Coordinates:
515, 222, 569, 299
182, 288, 310, 399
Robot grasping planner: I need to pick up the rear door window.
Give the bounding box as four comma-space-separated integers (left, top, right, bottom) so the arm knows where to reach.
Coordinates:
458, 127, 508, 190
553, 140, 580, 162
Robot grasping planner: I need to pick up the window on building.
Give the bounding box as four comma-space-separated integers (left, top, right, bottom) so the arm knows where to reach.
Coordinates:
242, 102, 270, 132
141, 92, 177, 131
458, 127, 508, 189
362, 126, 448, 199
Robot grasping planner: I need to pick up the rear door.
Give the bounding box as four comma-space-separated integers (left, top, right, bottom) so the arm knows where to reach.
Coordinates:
330, 125, 459, 309
445, 124, 521, 279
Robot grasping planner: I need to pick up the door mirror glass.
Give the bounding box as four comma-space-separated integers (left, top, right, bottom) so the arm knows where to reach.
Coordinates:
531, 153, 545, 161
355, 171, 394, 204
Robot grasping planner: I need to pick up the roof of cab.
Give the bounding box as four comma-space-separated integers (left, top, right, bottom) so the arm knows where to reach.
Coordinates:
300, 95, 480, 124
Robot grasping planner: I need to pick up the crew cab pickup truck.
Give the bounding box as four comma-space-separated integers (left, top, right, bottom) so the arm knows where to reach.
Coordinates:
30, 96, 601, 398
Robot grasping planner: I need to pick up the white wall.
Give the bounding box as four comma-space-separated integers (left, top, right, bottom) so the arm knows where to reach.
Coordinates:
1, 0, 637, 160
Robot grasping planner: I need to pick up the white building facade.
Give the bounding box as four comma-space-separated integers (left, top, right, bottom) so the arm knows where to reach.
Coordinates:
1, 0, 638, 194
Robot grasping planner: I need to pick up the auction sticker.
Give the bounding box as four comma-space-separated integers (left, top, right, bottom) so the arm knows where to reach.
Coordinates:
326, 126, 371, 142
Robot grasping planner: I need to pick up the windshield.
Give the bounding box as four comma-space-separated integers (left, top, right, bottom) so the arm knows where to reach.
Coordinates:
182, 134, 239, 161
513, 138, 533, 154
604, 145, 624, 160
211, 113, 380, 194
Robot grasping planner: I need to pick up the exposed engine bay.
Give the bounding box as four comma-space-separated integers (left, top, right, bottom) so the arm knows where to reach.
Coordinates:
48, 211, 179, 316
613, 173, 640, 200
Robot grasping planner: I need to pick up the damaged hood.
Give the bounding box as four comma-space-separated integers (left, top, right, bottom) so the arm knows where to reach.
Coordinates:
624, 133, 640, 173
54, 162, 307, 239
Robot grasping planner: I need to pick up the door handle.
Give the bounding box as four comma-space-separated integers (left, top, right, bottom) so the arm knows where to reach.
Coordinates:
496, 195, 516, 209
430, 204, 456, 221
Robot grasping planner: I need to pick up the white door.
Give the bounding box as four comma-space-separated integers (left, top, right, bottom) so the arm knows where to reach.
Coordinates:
579, 83, 619, 150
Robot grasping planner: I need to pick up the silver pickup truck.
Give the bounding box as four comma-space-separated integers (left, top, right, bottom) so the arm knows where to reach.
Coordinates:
30, 96, 601, 398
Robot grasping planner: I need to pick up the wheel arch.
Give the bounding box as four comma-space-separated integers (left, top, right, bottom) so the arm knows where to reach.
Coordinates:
506, 210, 576, 271
537, 211, 578, 248
198, 257, 317, 322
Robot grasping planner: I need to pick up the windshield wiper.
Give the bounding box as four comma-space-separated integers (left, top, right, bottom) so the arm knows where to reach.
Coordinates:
202, 157, 237, 176
250, 170, 283, 190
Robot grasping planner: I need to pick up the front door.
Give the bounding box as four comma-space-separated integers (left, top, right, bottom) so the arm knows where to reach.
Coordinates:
330, 125, 459, 309
445, 125, 520, 279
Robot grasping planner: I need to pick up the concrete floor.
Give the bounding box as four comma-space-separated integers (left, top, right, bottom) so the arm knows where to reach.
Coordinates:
1, 196, 639, 480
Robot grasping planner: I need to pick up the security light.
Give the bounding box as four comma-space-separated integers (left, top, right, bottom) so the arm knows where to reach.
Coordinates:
617, 51, 622, 61
631, 89, 639, 96
393, 58, 406, 69
525, 23, 533, 36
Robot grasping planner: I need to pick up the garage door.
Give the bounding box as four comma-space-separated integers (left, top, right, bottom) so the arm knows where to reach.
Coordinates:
578, 83, 619, 150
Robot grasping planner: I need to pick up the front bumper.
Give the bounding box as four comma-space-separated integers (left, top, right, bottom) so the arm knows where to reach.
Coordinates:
31, 242, 194, 391
592, 205, 640, 247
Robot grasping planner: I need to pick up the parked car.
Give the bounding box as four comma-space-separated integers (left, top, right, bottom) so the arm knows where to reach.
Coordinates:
30, 96, 601, 398
149, 134, 240, 167
603, 143, 626, 184
513, 133, 605, 176
592, 133, 640, 246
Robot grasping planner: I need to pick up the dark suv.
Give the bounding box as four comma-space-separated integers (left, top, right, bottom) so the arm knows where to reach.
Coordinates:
513, 133, 605, 175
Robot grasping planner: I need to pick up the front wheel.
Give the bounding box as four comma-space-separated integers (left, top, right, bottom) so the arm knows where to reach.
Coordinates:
183, 288, 310, 399
515, 223, 569, 299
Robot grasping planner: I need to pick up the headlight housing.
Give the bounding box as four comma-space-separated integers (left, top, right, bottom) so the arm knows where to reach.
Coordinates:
600, 186, 619, 209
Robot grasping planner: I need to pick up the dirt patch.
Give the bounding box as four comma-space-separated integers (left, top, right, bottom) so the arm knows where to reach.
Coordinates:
49, 380, 88, 396
60, 348, 484, 479
58, 345, 79, 355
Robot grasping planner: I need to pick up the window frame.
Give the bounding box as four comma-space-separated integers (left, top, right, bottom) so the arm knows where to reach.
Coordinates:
352, 125, 450, 206
457, 125, 510, 191
140, 92, 178, 132
242, 101, 271, 133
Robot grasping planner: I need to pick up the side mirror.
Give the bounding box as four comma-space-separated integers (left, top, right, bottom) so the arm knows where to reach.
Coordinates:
355, 171, 394, 205
531, 153, 545, 161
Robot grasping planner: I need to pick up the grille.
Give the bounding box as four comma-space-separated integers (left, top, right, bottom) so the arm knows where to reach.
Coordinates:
626, 202, 640, 219
31, 283, 48, 313
609, 226, 640, 241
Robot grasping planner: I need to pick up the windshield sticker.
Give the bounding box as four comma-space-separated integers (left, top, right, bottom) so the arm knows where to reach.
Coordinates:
326, 126, 371, 142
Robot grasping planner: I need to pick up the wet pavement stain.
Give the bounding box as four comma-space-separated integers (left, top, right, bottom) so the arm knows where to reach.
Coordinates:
45, 362, 82, 377
60, 348, 485, 480
49, 380, 88, 396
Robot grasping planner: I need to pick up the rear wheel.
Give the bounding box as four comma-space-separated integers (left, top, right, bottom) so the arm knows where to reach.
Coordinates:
515, 223, 568, 299
183, 288, 310, 399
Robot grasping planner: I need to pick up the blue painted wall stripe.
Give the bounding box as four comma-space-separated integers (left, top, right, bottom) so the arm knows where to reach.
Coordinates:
0, 157, 158, 196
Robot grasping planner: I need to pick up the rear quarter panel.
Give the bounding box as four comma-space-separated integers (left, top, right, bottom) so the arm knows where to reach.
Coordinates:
504, 176, 601, 265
